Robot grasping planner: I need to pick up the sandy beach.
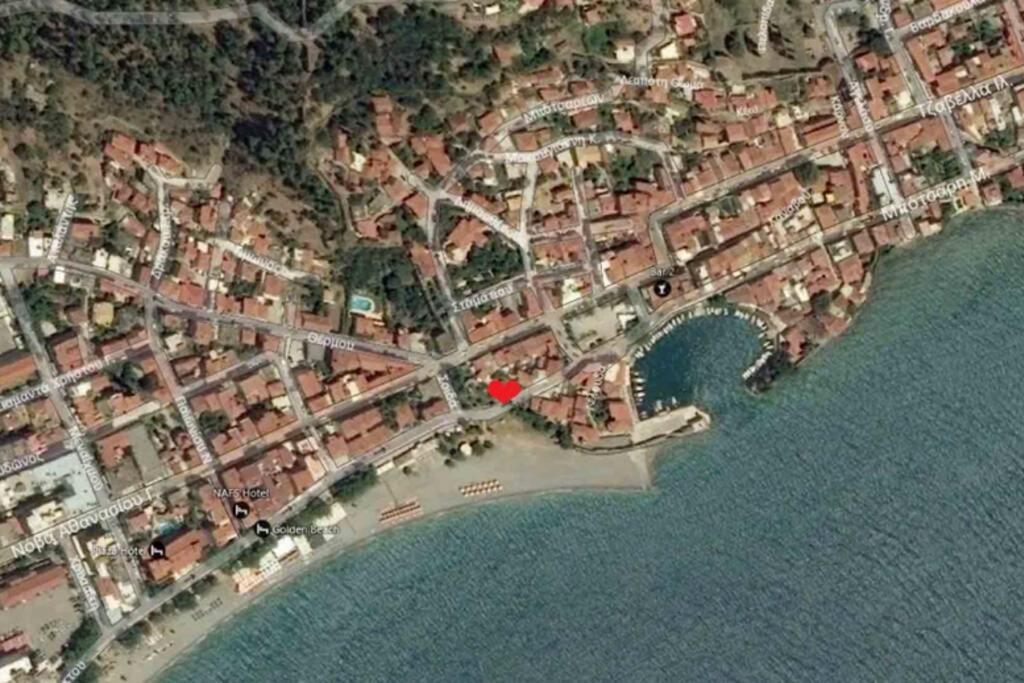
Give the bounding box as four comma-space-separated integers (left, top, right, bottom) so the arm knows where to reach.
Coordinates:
97, 419, 657, 683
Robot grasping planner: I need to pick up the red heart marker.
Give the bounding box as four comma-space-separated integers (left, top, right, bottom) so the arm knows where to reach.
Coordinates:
487, 379, 522, 404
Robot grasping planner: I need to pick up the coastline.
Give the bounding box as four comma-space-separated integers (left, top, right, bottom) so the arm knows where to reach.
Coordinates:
101, 421, 659, 683
115, 207, 1024, 682
94, 201, 1001, 682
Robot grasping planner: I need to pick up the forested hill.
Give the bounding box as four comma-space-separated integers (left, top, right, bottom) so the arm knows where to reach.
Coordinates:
0, 2, 504, 235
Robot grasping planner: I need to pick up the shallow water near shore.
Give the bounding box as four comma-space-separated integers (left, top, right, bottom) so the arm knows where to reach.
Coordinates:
161, 210, 1024, 682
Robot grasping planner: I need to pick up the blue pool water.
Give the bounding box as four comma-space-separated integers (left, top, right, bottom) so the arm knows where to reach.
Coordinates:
349, 294, 376, 314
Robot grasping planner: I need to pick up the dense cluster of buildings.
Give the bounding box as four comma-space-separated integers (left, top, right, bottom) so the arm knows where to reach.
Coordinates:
904, 4, 1022, 95
530, 360, 635, 445
321, 384, 449, 464
1, 0, 1023, 675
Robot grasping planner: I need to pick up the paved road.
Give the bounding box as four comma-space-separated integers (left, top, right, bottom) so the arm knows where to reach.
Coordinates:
636, 0, 669, 78
824, 2, 904, 208
8, 5, 1015, 673
1, 41, 1005, 563
270, 346, 336, 473
211, 238, 314, 282
488, 131, 673, 166
0, 265, 149, 625
436, 189, 528, 250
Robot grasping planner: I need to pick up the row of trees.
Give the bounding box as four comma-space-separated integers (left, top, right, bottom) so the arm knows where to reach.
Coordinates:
511, 405, 573, 449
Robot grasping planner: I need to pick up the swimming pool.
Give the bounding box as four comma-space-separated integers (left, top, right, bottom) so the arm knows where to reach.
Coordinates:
349, 294, 376, 314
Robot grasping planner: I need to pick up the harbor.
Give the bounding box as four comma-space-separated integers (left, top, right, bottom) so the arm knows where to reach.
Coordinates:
630, 302, 781, 415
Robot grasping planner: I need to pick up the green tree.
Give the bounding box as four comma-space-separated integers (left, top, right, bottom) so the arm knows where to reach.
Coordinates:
984, 127, 1016, 151
717, 195, 743, 216
582, 22, 620, 56
329, 466, 378, 501
171, 590, 199, 611
106, 361, 154, 395
794, 160, 820, 186
116, 622, 147, 649
198, 410, 230, 435
60, 617, 100, 666
912, 148, 960, 185
857, 28, 892, 56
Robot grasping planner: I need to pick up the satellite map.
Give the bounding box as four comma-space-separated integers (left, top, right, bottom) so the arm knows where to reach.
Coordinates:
0, 0, 1023, 680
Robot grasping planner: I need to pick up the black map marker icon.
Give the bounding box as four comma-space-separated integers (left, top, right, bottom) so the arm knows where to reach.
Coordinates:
148, 540, 166, 559
233, 501, 251, 520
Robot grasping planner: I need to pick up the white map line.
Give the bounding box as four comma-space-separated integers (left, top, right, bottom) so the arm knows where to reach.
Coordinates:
0, 0, 470, 42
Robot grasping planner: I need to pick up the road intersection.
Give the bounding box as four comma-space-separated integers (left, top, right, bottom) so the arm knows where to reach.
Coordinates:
1, 1, 1015, 678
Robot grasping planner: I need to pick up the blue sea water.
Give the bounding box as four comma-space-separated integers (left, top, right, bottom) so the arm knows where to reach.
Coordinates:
162, 210, 1024, 682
